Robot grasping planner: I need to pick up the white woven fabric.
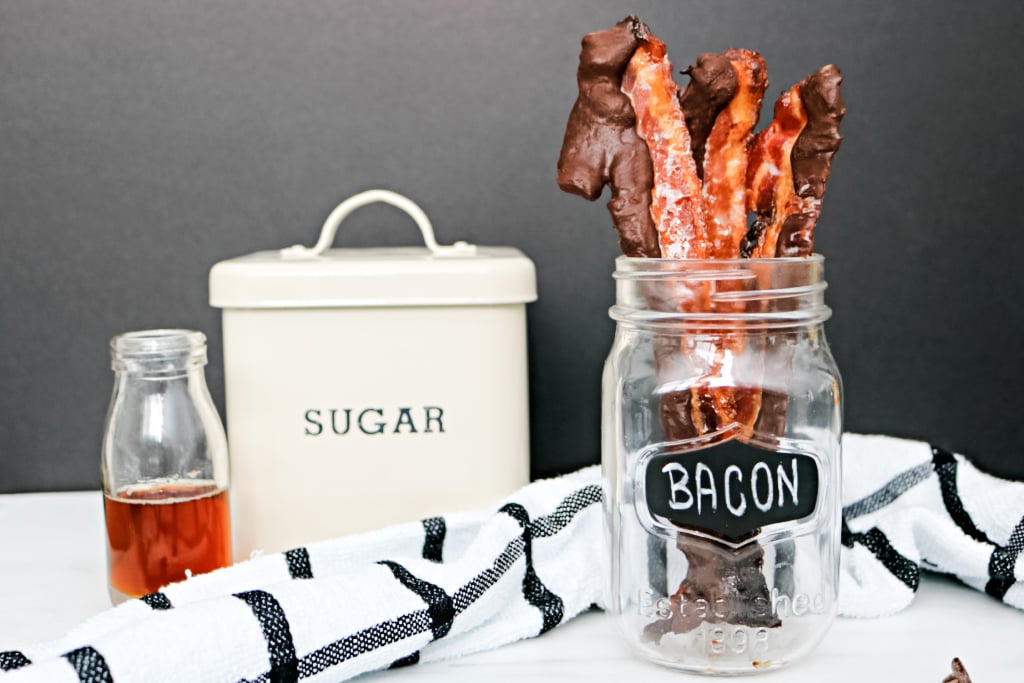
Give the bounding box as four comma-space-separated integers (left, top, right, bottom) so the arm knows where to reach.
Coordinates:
1, 434, 1021, 682
838, 434, 1024, 616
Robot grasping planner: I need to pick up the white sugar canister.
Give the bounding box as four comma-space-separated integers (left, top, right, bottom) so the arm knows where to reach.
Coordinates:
209, 190, 537, 556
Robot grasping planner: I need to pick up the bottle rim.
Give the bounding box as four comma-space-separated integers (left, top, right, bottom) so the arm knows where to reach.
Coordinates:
110, 329, 206, 361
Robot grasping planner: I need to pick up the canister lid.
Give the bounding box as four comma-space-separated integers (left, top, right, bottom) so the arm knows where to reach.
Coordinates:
209, 190, 537, 309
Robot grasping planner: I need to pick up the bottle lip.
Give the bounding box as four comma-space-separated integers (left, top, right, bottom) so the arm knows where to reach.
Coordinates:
110, 329, 207, 362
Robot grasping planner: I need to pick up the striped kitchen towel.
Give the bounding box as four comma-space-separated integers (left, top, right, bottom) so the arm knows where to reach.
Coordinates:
0, 468, 606, 683
1, 434, 1021, 681
839, 434, 1024, 616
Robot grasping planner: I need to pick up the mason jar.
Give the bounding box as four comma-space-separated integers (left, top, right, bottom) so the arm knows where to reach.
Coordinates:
602, 256, 842, 674
102, 329, 232, 603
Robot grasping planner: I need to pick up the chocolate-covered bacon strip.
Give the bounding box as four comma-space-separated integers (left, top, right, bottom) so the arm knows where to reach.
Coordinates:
624, 27, 757, 436
622, 23, 707, 259
644, 533, 781, 640
678, 53, 738, 179
701, 49, 768, 259
557, 17, 659, 258
690, 51, 768, 434
776, 65, 845, 257
743, 83, 809, 258
628, 43, 764, 435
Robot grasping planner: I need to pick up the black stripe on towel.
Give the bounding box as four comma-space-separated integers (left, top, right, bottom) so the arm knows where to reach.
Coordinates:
500, 502, 565, 634
530, 485, 603, 538
234, 590, 299, 683
774, 540, 797, 597
932, 446, 992, 544
452, 530, 528, 612
378, 560, 455, 640
422, 517, 447, 563
848, 527, 920, 591
63, 646, 113, 683
646, 534, 668, 595
986, 514, 1024, 600
140, 591, 172, 610
388, 651, 421, 669
842, 461, 933, 521
298, 612, 429, 679
285, 547, 313, 579
0, 650, 31, 671
841, 517, 854, 547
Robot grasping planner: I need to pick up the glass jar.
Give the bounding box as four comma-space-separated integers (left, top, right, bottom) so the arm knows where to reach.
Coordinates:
101, 330, 232, 604
602, 256, 842, 674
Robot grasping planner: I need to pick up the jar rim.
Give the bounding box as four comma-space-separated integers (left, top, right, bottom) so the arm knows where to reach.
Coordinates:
616, 254, 824, 264
610, 255, 830, 329
613, 253, 824, 272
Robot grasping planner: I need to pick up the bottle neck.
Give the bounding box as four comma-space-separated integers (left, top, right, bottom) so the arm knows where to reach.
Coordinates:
110, 329, 208, 379
610, 256, 830, 332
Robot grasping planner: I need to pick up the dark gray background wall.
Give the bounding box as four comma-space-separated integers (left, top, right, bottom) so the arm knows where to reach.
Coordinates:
2, 1, 1022, 492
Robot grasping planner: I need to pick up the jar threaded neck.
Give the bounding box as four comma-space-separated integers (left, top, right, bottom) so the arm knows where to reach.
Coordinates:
611, 256, 831, 330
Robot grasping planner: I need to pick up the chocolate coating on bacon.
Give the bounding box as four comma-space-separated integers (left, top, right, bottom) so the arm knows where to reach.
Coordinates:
791, 65, 845, 203
644, 533, 781, 640
557, 17, 659, 257
777, 65, 845, 257
678, 53, 738, 179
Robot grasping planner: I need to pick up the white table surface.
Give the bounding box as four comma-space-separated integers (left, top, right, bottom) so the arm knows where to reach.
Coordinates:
1, 491, 1021, 681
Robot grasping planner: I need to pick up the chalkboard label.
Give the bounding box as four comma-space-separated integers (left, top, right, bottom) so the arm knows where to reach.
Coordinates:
642, 440, 819, 542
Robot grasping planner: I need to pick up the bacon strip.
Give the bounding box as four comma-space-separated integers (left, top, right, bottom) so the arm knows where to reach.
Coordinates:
700, 49, 768, 259
686, 51, 768, 433
622, 25, 707, 259
557, 17, 658, 257
624, 28, 732, 438
777, 65, 845, 256
743, 84, 809, 258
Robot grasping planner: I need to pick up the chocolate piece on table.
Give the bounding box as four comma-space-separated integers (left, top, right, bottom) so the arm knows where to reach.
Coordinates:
557, 16, 659, 258
776, 65, 845, 257
943, 658, 973, 683
678, 53, 739, 179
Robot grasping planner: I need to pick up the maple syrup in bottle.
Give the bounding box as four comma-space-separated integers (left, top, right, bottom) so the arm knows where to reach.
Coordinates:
102, 330, 232, 604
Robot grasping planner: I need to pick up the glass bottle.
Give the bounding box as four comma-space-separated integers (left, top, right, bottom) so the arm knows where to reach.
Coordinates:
602, 256, 842, 674
101, 329, 232, 604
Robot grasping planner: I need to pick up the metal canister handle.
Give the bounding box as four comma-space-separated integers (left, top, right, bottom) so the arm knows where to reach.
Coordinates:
281, 189, 476, 258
